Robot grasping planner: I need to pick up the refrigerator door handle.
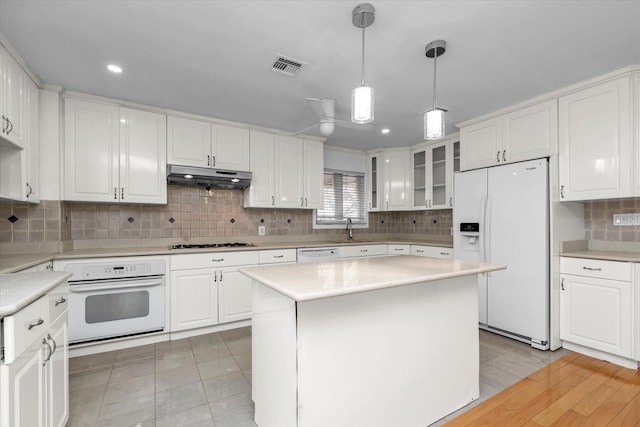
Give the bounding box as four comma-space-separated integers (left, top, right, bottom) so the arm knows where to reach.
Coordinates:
479, 194, 487, 264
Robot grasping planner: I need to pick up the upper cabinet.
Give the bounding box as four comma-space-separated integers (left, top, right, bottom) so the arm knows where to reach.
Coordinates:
64, 98, 167, 204
167, 116, 250, 171
367, 151, 383, 211
0, 46, 26, 148
460, 100, 557, 171
558, 76, 632, 201
244, 131, 323, 209
635, 73, 640, 197
367, 148, 411, 211
412, 136, 459, 210
24, 78, 39, 202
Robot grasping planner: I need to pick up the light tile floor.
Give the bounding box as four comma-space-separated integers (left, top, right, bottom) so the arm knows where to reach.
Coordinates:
68, 327, 568, 427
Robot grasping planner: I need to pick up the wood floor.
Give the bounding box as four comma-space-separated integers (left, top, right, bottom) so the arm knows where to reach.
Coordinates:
446, 352, 640, 426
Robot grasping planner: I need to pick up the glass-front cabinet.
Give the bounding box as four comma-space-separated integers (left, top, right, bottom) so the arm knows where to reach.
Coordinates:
367, 150, 383, 211
411, 135, 459, 210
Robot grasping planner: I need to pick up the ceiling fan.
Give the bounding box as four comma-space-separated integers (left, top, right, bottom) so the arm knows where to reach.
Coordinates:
292, 97, 374, 137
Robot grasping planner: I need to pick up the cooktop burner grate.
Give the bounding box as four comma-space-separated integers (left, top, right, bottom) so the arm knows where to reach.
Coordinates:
169, 242, 256, 250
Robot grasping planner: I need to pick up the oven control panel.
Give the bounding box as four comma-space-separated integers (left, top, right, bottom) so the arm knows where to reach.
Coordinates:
64, 259, 166, 281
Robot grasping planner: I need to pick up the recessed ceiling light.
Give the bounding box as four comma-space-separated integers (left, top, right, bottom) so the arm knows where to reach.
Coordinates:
381, 128, 390, 134
107, 64, 123, 73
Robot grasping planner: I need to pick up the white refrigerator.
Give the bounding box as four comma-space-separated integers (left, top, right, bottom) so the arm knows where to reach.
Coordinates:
453, 158, 549, 349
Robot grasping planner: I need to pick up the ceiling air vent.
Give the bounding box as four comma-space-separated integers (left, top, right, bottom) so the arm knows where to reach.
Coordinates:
272, 56, 304, 76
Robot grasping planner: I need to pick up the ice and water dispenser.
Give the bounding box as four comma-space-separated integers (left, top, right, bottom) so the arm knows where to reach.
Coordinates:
459, 223, 480, 251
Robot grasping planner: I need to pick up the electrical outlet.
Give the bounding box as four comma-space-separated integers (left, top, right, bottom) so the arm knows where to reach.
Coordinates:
258, 225, 266, 236
613, 214, 622, 225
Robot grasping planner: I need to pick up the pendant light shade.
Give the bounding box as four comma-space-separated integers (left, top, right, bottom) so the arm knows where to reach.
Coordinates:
424, 40, 447, 140
351, 3, 375, 124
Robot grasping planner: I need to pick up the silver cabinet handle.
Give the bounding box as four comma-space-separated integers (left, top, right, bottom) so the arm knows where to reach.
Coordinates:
582, 266, 602, 271
305, 197, 308, 207
449, 197, 453, 207
561, 277, 565, 291
219, 271, 223, 281
211, 258, 224, 262
440, 252, 449, 256
416, 249, 425, 253
207, 155, 211, 166
42, 338, 53, 366
502, 150, 506, 162
1, 115, 6, 133
7, 118, 13, 135
272, 196, 275, 206
55, 297, 66, 306
496, 151, 500, 162
212, 156, 216, 167
274, 255, 284, 259
301, 197, 304, 206
214, 271, 218, 282
360, 249, 368, 253
26, 183, 33, 197
394, 248, 403, 251
121, 187, 124, 199
114, 187, 118, 200
386, 201, 389, 209
560, 185, 565, 198
425, 199, 428, 208
28, 317, 44, 330
48, 333, 57, 356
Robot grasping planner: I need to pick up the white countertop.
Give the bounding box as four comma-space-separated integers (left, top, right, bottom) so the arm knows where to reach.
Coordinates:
240, 255, 505, 302
561, 250, 640, 263
0, 272, 72, 317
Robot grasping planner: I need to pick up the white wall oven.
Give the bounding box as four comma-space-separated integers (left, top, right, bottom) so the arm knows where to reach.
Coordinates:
62, 258, 166, 345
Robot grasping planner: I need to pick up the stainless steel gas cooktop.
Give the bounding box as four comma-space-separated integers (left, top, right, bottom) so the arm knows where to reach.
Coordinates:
169, 242, 256, 250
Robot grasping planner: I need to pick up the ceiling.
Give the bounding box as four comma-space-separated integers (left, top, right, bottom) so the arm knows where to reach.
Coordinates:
1, 1, 639, 152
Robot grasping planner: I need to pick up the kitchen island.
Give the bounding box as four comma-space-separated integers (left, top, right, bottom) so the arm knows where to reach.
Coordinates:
240, 255, 505, 427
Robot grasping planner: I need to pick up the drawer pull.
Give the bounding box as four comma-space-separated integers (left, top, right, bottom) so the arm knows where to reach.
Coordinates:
55, 297, 67, 306
440, 252, 449, 256
582, 266, 602, 272
360, 249, 368, 253
212, 258, 224, 262
274, 255, 284, 259
394, 248, 403, 251
42, 338, 52, 366
416, 249, 424, 253
28, 317, 44, 330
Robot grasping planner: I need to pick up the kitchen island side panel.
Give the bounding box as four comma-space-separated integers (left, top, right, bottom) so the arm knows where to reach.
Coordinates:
295, 275, 479, 427
251, 282, 298, 427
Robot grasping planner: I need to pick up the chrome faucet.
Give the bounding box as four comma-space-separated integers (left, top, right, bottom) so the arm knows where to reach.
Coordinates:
346, 218, 353, 241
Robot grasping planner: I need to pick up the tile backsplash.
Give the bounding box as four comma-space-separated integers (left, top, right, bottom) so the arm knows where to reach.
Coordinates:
584, 199, 640, 242
0, 186, 453, 248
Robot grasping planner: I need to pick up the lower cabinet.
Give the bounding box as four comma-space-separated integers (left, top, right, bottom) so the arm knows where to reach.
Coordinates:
0, 283, 69, 427
560, 257, 634, 360
411, 245, 453, 259
218, 268, 254, 323
338, 244, 388, 259
170, 268, 220, 331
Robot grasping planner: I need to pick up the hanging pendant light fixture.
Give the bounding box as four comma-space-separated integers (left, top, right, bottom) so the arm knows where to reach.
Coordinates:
424, 39, 447, 140
351, 3, 375, 124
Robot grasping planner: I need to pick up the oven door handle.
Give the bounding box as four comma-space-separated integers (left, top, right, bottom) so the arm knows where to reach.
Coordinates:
69, 279, 164, 293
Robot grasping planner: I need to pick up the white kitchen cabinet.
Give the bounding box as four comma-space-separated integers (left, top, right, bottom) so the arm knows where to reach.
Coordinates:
411, 245, 453, 259
384, 148, 412, 211
560, 257, 633, 360
18, 261, 54, 273
167, 116, 250, 171
170, 251, 260, 332
460, 100, 557, 171
412, 137, 458, 210
367, 151, 383, 211
0, 283, 69, 427
634, 73, 640, 197
24, 79, 39, 202
338, 244, 388, 259
244, 131, 323, 209
558, 76, 632, 201
64, 98, 167, 204
0, 45, 26, 149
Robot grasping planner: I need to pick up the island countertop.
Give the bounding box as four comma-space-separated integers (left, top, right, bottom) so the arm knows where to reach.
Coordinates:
240, 255, 505, 302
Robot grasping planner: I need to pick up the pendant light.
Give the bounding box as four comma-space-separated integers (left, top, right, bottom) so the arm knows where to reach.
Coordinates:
351, 3, 375, 124
424, 40, 446, 140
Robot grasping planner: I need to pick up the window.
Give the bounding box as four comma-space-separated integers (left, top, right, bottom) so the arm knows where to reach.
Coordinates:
314, 169, 367, 228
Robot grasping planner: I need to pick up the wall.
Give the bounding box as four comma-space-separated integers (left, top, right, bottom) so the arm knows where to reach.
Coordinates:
583, 199, 640, 242
0, 186, 453, 251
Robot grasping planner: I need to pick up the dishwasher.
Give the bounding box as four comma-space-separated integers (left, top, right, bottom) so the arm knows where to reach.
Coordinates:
297, 247, 339, 263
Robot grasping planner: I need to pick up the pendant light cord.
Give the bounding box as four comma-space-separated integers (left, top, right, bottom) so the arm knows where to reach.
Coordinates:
432, 53, 437, 109
361, 24, 366, 87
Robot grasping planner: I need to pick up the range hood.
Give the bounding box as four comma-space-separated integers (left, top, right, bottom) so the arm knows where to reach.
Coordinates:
167, 165, 252, 190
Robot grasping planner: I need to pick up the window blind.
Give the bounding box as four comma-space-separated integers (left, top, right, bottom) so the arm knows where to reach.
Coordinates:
316, 170, 366, 225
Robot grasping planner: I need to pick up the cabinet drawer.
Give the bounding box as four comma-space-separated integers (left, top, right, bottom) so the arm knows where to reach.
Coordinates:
171, 251, 260, 270
259, 249, 297, 264
48, 283, 69, 324
560, 257, 631, 281
411, 245, 433, 257
339, 245, 387, 258
431, 247, 453, 259
3, 296, 49, 364
388, 245, 410, 255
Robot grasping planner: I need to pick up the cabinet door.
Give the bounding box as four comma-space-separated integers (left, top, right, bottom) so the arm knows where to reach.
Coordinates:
170, 269, 218, 331
560, 274, 632, 357
218, 267, 255, 323
0, 339, 45, 427
46, 316, 68, 427
460, 118, 501, 171
367, 152, 382, 211
245, 131, 275, 207
274, 135, 304, 208
303, 139, 324, 209
64, 98, 119, 202
167, 116, 211, 168
1, 48, 26, 148
24, 79, 39, 202
213, 125, 250, 171
411, 147, 427, 209
502, 100, 557, 164
384, 149, 411, 210
119, 108, 167, 204
559, 76, 632, 201
634, 74, 640, 197
428, 142, 450, 209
